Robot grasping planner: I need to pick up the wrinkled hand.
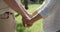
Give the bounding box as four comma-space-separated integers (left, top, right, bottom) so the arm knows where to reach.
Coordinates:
22, 17, 33, 27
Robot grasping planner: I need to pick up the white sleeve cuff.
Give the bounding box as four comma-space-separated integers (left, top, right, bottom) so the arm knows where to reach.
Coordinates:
39, 11, 48, 18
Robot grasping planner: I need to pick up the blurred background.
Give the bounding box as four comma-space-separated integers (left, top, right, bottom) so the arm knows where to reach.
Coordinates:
15, 0, 44, 32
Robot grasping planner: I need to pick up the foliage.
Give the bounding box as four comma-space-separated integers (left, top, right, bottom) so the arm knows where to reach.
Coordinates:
39, 0, 44, 4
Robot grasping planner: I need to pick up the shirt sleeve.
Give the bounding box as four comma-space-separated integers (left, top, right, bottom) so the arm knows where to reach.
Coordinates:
37, 0, 56, 18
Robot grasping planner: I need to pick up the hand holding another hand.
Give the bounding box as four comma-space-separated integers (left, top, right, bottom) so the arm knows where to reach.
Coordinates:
22, 17, 33, 27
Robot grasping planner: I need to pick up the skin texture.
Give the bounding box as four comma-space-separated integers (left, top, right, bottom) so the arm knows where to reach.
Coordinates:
22, 6, 43, 27
4, 0, 30, 18
4, 0, 42, 27
22, 14, 42, 27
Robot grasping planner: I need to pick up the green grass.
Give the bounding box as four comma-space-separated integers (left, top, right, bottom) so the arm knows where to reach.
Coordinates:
15, 4, 43, 32
28, 4, 40, 13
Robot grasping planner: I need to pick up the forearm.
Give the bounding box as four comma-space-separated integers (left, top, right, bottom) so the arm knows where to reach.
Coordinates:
30, 0, 46, 18
32, 14, 42, 23
4, 0, 30, 18
30, 8, 41, 19
28, 10, 42, 21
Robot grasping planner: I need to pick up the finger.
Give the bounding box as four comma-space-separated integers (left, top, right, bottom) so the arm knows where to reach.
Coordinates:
22, 18, 26, 27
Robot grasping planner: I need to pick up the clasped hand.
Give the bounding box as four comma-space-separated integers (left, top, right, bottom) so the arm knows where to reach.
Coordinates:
22, 17, 34, 27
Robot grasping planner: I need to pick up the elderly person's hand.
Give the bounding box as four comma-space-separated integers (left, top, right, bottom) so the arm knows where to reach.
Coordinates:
22, 13, 41, 27
22, 17, 33, 27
